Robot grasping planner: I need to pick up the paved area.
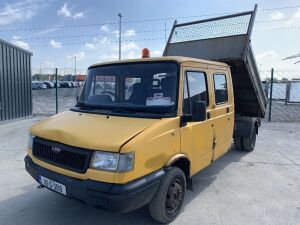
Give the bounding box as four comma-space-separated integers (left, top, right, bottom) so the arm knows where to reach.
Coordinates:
0, 118, 299, 225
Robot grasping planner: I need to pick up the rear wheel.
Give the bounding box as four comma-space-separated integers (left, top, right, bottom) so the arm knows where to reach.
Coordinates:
148, 167, 186, 224
241, 127, 256, 151
234, 126, 256, 152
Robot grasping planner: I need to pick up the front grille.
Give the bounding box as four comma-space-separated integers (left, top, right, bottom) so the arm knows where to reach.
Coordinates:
32, 137, 93, 173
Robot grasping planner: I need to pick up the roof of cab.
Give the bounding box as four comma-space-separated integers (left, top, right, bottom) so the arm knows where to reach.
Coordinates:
89, 56, 229, 69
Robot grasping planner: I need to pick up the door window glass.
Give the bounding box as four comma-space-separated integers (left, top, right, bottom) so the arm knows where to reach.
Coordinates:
183, 71, 208, 114
213, 74, 228, 104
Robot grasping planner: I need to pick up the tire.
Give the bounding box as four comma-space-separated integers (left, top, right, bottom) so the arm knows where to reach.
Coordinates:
234, 127, 256, 152
241, 127, 256, 152
148, 167, 186, 224
234, 136, 242, 150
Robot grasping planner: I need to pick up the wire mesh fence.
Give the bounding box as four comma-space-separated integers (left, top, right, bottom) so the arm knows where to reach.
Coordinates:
31, 68, 85, 116
171, 13, 251, 43
261, 70, 300, 122
31, 68, 300, 122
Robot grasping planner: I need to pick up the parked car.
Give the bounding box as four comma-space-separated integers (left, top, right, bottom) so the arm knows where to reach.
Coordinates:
61, 81, 72, 88
70, 81, 78, 88
32, 81, 47, 90
53, 82, 61, 88
43, 81, 54, 89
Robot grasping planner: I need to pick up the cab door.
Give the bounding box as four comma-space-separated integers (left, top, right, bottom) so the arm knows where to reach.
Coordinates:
209, 70, 234, 160
180, 68, 214, 176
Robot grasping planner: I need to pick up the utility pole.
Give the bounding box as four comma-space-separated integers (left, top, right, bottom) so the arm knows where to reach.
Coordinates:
74, 56, 77, 78
55, 68, 58, 114
118, 13, 122, 60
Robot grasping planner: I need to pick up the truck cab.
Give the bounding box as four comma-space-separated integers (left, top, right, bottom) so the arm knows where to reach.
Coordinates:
25, 6, 266, 224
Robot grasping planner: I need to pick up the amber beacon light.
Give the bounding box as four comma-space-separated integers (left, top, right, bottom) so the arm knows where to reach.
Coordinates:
142, 48, 150, 58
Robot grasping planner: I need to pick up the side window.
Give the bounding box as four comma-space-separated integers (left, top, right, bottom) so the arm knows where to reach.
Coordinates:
213, 74, 228, 104
183, 71, 208, 114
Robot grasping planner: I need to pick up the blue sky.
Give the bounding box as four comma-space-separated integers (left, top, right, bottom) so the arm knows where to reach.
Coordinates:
0, 0, 299, 77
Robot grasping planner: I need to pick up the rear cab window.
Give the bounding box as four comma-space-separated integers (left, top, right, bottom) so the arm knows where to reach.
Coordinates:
213, 74, 228, 105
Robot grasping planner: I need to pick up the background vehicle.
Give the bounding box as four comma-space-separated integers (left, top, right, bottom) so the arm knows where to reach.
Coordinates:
43, 81, 54, 89
61, 81, 72, 88
32, 81, 47, 90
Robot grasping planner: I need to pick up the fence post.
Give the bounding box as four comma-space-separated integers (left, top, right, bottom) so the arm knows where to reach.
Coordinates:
268, 68, 274, 122
55, 68, 58, 114
285, 81, 291, 105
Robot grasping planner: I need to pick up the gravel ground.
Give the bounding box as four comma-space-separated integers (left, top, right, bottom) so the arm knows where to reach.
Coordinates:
0, 117, 299, 225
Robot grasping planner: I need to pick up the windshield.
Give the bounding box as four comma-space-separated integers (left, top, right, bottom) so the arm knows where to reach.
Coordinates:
77, 61, 179, 115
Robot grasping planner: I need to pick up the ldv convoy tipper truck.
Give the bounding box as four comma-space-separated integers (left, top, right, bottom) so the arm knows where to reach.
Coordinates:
25, 5, 267, 223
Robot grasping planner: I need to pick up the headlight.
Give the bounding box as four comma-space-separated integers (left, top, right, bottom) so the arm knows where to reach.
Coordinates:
90, 151, 134, 172
28, 133, 35, 149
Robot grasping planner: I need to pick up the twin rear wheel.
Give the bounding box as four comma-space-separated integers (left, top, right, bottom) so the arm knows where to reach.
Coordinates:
148, 167, 186, 224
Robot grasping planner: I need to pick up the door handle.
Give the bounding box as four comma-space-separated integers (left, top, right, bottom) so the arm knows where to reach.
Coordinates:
213, 139, 217, 149
226, 107, 229, 113
207, 112, 211, 119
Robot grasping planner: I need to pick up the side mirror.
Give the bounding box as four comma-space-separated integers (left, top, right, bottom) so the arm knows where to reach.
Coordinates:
192, 101, 206, 122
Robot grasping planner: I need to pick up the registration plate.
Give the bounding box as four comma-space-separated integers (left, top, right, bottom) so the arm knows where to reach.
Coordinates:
39, 176, 67, 195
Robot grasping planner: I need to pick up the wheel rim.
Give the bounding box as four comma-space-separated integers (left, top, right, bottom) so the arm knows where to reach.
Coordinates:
165, 177, 184, 215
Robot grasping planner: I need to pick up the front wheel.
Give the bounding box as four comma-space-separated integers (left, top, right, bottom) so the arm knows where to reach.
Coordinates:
148, 167, 186, 224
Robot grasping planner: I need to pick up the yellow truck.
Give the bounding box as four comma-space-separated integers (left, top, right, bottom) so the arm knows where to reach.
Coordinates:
25, 6, 266, 224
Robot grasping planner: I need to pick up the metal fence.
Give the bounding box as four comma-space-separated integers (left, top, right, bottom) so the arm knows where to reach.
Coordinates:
0, 39, 32, 122
31, 68, 300, 122
261, 69, 300, 122
31, 68, 84, 116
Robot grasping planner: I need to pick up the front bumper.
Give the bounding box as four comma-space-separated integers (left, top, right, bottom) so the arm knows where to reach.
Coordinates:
25, 155, 165, 213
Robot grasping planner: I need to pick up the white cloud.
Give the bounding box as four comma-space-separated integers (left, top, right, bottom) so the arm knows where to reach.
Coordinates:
113, 29, 137, 38
57, 2, 84, 19
49, 39, 62, 48
98, 54, 118, 62
11, 36, 30, 50
256, 51, 278, 61
125, 51, 140, 59
121, 42, 140, 51
101, 25, 109, 32
270, 11, 284, 20
293, 8, 300, 19
73, 12, 84, 19
124, 29, 136, 37
68, 51, 86, 60
152, 50, 162, 57
0, 0, 48, 26
44, 60, 55, 67
287, 8, 300, 26
57, 3, 71, 17
94, 37, 110, 44
85, 43, 95, 49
